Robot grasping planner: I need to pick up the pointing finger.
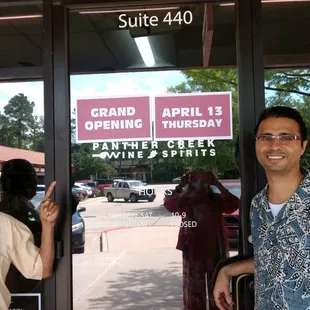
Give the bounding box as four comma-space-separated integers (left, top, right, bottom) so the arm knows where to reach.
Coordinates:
44, 181, 56, 200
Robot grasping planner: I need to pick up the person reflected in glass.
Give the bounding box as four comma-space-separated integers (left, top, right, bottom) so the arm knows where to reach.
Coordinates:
164, 170, 239, 310
0, 159, 79, 310
0, 159, 59, 309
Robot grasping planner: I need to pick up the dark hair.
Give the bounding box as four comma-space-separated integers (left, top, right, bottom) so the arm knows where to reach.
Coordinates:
1, 159, 37, 199
254, 106, 307, 141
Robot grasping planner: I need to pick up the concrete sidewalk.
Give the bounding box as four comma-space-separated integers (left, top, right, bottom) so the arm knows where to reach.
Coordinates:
84, 226, 180, 253
73, 248, 183, 310
74, 226, 237, 309
73, 227, 183, 309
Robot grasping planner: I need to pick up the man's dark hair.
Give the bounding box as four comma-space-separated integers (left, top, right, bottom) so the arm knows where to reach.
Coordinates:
1, 158, 37, 199
254, 106, 308, 141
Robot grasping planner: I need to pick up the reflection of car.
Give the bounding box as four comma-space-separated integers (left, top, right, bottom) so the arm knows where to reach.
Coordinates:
37, 184, 86, 201
72, 188, 84, 201
72, 185, 87, 199
76, 180, 101, 197
113, 178, 125, 184
104, 180, 156, 202
30, 192, 86, 253
36, 184, 45, 192
74, 182, 93, 197
172, 176, 181, 184
211, 180, 241, 250
94, 178, 113, 196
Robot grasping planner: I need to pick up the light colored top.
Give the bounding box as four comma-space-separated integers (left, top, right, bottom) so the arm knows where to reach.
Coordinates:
0, 212, 43, 309
268, 201, 285, 217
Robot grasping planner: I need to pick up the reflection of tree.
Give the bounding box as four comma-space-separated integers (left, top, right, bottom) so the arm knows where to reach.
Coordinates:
71, 142, 117, 180
152, 155, 184, 183
265, 70, 310, 98
0, 93, 44, 151
166, 69, 239, 177
164, 68, 310, 175
2, 67, 309, 181
29, 115, 44, 152
264, 70, 310, 170
70, 110, 117, 179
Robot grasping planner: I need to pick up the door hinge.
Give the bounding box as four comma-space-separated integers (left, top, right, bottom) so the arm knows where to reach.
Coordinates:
56, 240, 64, 259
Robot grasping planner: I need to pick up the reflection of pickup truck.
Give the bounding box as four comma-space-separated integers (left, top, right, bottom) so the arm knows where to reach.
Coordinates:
103, 180, 156, 203
94, 178, 114, 196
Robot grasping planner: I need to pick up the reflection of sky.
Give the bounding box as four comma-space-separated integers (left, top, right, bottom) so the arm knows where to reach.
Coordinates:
0, 71, 185, 116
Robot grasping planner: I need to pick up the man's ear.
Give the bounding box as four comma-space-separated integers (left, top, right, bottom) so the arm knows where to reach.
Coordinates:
302, 140, 308, 155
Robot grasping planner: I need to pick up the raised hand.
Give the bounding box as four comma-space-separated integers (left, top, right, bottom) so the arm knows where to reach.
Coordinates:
39, 181, 60, 226
205, 171, 217, 185
180, 173, 190, 187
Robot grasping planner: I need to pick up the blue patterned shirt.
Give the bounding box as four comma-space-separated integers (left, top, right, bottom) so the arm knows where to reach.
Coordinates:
250, 171, 310, 309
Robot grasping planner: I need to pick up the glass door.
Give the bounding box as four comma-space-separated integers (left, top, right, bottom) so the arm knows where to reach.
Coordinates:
68, 2, 241, 309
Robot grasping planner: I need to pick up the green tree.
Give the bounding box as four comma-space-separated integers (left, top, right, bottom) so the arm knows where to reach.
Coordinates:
3, 93, 35, 148
29, 115, 44, 152
0, 113, 17, 147
264, 69, 310, 170
265, 70, 310, 98
167, 69, 239, 176
72, 147, 117, 180
163, 68, 310, 176
70, 120, 117, 179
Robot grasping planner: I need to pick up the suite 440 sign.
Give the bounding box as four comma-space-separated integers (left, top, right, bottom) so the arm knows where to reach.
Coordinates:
76, 92, 232, 143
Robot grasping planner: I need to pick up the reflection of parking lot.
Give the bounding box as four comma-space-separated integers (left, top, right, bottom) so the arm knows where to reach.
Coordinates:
79, 181, 240, 239
80, 184, 176, 233
73, 184, 238, 309
74, 187, 184, 309
78, 182, 240, 253
73, 248, 183, 310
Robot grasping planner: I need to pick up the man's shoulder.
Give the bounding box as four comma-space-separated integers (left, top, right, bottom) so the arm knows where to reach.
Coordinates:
0, 211, 19, 223
302, 171, 310, 190
251, 187, 266, 203
296, 170, 310, 198
0, 211, 29, 230
249, 188, 267, 216
0, 211, 17, 228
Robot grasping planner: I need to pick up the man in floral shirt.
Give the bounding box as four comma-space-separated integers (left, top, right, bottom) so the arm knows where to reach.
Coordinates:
213, 106, 310, 310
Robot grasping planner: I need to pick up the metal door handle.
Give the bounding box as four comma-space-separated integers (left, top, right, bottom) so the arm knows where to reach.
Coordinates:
235, 273, 254, 310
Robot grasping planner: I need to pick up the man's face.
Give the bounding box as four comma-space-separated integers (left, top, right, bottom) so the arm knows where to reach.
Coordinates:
255, 117, 307, 174
189, 172, 208, 190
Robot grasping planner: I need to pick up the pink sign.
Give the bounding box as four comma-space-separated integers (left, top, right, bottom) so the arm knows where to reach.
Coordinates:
154, 92, 232, 141
76, 96, 152, 142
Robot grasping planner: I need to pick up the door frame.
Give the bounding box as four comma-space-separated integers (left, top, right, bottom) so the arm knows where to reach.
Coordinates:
43, 0, 265, 309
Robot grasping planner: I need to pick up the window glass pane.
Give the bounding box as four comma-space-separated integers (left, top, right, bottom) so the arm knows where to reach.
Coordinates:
69, 3, 240, 309
264, 2, 310, 171
0, 3, 44, 309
